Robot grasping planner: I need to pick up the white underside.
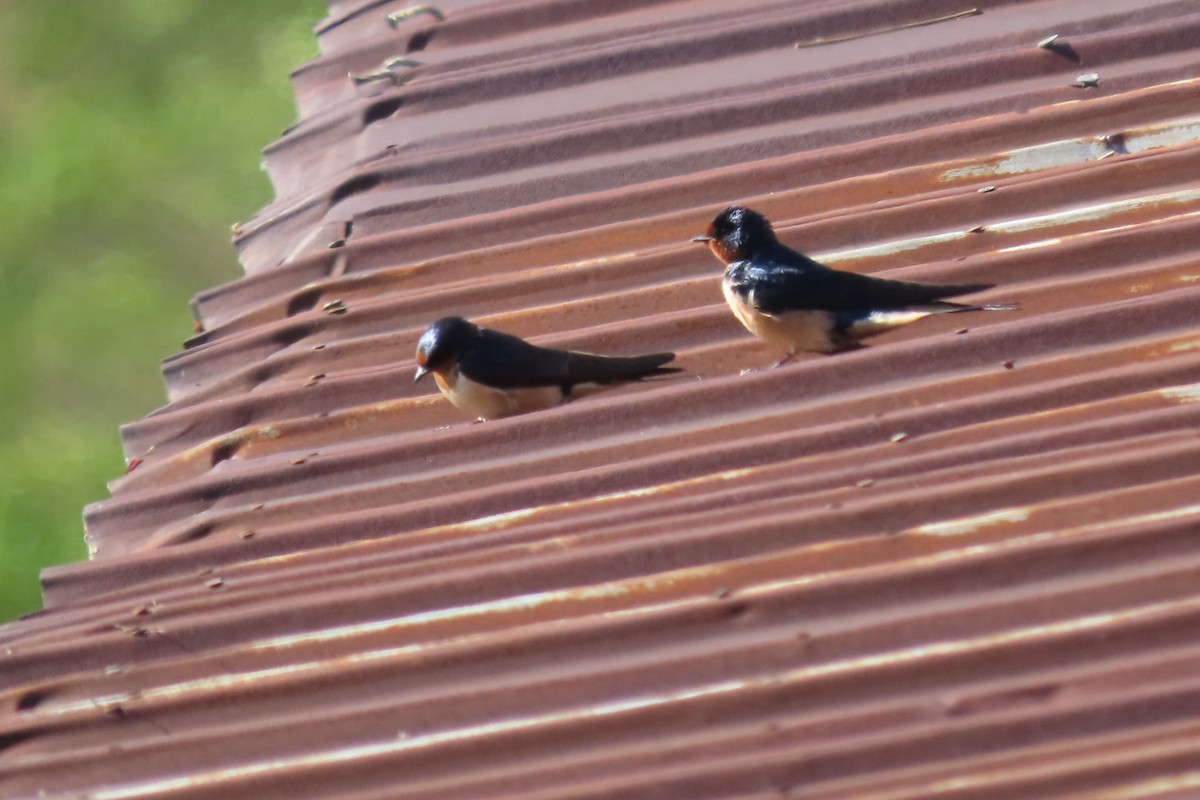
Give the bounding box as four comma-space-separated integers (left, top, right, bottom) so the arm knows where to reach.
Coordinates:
844, 308, 936, 337
436, 367, 565, 420
722, 280, 935, 354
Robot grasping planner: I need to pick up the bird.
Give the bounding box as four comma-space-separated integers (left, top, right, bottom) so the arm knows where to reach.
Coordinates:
414, 316, 679, 420
692, 206, 1012, 365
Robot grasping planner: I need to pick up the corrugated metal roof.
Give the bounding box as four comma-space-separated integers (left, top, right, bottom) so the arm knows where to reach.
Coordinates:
4, 0, 1200, 797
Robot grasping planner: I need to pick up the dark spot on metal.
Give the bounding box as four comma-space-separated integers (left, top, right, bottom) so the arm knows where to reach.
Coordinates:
1103, 132, 1128, 154
0, 731, 35, 753
363, 97, 404, 127
286, 288, 323, 317
16, 689, 48, 712
330, 173, 382, 205
407, 30, 434, 53
167, 523, 216, 546
210, 440, 240, 467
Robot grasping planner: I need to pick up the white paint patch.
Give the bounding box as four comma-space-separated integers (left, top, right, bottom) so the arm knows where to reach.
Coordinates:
1126, 118, 1200, 155
1160, 385, 1200, 404
588, 468, 755, 503
822, 229, 967, 264
88, 678, 749, 800
914, 507, 1030, 537
1084, 771, 1200, 800
249, 563, 719, 652
995, 209, 1200, 255
457, 507, 540, 532
942, 139, 1103, 181
88, 594, 1200, 800
417, 467, 756, 540
822, 189, 1200, 266
940, 114, 1200, 182
996, 237, 1062, 253
988, 189, 1200, 235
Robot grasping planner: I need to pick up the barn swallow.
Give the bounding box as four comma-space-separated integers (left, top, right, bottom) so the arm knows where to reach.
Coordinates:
693, 206, 1013, 364
414, 316, 679, 420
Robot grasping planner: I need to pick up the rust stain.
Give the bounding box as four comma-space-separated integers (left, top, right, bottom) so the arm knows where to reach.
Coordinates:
5, 0, 1200, 798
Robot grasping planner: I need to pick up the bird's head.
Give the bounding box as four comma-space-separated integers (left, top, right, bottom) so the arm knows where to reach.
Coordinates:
414, 316, 476, 381
691, 206, 778, 264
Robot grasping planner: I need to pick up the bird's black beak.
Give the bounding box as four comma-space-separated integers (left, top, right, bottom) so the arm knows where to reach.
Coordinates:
414, 366, 429, 382
690, 234, 714, 243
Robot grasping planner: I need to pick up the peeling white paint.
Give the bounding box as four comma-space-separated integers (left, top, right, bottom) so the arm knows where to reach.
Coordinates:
88, 595, 1199, 799
249, 565, 718, 652
823, 189, 1200, 265
457, 507, 540, 532
1085, 771, 1200, 800
89, 678, 748, 799
396, 467, 758, 541
997, 237, 1062, 253
940, 114, 1200, 182
1160, 385, 1200, 404
990, 189, 1200, 235
822, 230, 967, 263
995, 209, 1200, 255
913, 508, 1031, 537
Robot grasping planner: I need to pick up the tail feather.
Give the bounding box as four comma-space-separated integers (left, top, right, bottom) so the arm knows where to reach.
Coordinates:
565, 351, 679, 385
932, 282, 995, 300
935, 299, 1020, 313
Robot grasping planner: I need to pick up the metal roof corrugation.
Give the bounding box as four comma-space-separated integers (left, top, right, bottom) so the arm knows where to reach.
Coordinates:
4, 0, 1200, 797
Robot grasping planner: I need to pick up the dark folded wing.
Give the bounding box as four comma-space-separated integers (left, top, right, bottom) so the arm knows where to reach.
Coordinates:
729, 249, 992, 315
458, 328, 575, 389
460, 329, 676, 389
563, 351, 677, 385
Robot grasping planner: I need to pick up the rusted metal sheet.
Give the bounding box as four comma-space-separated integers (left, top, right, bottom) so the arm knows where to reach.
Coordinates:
4, 0, 1200, 797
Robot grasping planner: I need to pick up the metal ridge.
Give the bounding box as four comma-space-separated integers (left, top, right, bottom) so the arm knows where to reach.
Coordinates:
3, 1, 1200, 798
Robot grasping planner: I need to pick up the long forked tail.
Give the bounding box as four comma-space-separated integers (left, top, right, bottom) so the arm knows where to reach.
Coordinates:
566, 351, 680, 385
929, 281, 1018, 313
938, 300, 1021, 313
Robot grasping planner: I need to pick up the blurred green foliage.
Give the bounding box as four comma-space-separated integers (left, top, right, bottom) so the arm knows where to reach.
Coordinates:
0, 1, 324, 621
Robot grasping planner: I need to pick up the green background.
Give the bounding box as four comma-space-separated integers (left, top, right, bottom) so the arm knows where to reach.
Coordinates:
0, 1, 324, 621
